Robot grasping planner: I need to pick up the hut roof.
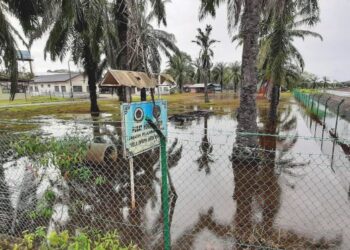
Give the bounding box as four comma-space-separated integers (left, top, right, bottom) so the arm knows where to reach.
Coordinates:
159, 74, 175, 84
100, 70, 156, 88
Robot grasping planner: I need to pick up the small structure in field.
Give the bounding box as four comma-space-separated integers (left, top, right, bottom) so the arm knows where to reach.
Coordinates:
100, 70, 157, 102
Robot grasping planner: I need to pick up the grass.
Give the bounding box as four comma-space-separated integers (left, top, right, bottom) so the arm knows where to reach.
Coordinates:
0, 96, 68, 106
0, 92, 292, 131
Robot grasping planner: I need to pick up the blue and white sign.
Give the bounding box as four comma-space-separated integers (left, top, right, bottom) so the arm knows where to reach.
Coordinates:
121, 100, 168, 157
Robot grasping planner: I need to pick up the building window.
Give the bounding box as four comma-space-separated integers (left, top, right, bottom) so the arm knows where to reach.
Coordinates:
35, 86, 39, 92
41, 84, 44, 88
48, 84, 51, 88
61, 86, 66, 92
54, 86, 60, 92
164, 87, 169, 92
29, 86, 33, 92
73, 86, 83, 92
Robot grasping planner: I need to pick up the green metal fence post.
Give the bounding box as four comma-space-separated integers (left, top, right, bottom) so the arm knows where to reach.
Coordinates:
146, 118, 171, 250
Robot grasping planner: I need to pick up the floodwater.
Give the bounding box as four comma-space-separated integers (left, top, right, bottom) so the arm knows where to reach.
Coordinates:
1, 95, 350, 249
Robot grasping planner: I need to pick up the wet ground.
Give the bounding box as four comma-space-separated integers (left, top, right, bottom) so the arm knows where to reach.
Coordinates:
1, 94, 350, 249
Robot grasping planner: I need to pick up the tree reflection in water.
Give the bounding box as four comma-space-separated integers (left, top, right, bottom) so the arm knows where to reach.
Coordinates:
172, 103, 340, 249
196, 114, 214, 175
61, 122, 183, 249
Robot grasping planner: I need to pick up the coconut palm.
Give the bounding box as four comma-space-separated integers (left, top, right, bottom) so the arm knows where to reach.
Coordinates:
192, 58, 204, 84
200, 0, 261, 148
44, 0, 118, 115
228, 62, 241, 94
166, 52, 194, 93
259, 1, 322, 120
0, 0, 46, 100
322, 76, 330, 90
125, 1, 178, 75
112, 0, 168, 102
192, 25, 219, 103
212, 62, 226, 92
122, 0, 178, 101
200, 0, 320, 148
310, 75, 319, 89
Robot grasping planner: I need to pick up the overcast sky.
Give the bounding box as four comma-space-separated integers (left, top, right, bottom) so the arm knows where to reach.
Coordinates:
16, 0, 350, 81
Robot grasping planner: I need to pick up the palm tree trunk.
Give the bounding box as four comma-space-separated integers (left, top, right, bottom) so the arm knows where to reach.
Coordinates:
220, 77, 223, 92
235, 0, 260, 148
234, 81, 238, 94
204, 68, 209, 103
140, 88, 147, 101
87, 70, 100, 115
269, 84, 280, 121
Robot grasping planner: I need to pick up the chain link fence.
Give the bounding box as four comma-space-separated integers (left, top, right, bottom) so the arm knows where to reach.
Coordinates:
1, 120, 350, 249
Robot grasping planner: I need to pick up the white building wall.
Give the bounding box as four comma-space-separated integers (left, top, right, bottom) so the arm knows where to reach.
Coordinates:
28, 74, 98, 97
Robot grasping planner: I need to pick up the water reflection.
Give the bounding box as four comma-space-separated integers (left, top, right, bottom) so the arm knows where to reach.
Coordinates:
196, 115, 214, 175
1, 97, 350, 249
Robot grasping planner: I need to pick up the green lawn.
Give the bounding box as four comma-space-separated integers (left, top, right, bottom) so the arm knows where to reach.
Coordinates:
0, 96, 68, 106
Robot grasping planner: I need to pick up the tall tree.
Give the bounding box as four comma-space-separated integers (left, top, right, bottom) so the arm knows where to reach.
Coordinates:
0, 0, 45, 100
212, 62, 226, 92
259, 0, 322, 120
228, 62, 241, 94
192, 58, 203, 84
200, 0, 261, 148
123, 0, 179, 100
166, 52, 194, 93
44, 0, 118, 115
112, 0, 168, 102
192, 25, 219, 103
322, 76, 329, 90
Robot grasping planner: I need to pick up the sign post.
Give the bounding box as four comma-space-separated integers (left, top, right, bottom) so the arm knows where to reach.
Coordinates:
121, 100, 168, 210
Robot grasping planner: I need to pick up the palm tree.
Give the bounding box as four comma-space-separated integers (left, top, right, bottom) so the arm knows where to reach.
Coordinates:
212, 62, 226, 92
112, 0, 168, 102
0, 0, 45, 101
310, 75, 319, 89
228, 62, 241, 94
196, 115, 214, 174
44, 0, 117, 115
200, 1, 261, 148
322, 76, 329, 90
192, 25, 219, 103
200, 0, 320, 147
259, 1, 322, 120
166, 52, 194, 93
192, 58, 203, 84
123, 0, 179, 101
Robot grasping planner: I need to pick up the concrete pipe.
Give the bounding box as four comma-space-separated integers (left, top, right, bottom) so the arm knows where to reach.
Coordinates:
86, 143, 117, 164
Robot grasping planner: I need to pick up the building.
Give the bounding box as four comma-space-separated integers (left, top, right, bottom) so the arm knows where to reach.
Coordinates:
28, 73, 91, 97
156, 74, 177, 95
183, 83, 217, 93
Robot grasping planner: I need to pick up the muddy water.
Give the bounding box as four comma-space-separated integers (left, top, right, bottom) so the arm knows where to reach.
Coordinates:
1, 96, 350, 249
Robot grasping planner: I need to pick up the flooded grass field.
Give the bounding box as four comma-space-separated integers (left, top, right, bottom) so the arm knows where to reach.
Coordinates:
1, 93, 350, 249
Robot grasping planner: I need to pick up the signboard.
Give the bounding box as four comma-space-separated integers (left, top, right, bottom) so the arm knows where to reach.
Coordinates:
121, 100, 167, 158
